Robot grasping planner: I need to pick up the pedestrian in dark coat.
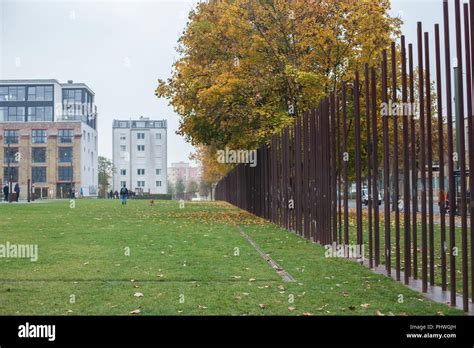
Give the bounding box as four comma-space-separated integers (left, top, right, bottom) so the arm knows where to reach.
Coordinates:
3, 185, 8, 202
120, 185, 128, 205
14, 183, 20, 202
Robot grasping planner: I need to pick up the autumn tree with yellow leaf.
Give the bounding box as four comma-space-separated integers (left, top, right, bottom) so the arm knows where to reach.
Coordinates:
156, 0, 402, 152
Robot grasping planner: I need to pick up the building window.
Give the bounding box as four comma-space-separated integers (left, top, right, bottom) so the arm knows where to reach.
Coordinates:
0, 87, 7, 101
3, 130, 19, 144
32, 167, 46, 183
3, 147, 19, 164
62, 89, 83, 116
137, 145, 145, 151
45, 86, 53, 101
136, 122, 146, 128
32, 129, 47, 144
120, 169, 126, 176
0, 107, 7, 121
119, 122, 127, 128
137, 132, 145, 139
58, 129, 73, 143
58, 147, 73, 163
62, 89, 82, 103
137, 169, 145, 175
137, 181, 145, 187
156, 169, 161, 175
0, 86, 26, 101
7, 107, 25, 122
32, 148, 46, 163
120, 145, 126, 152
58, 167, 73, 181
27, 87, 35, 101
156, 181, 162, 187
3, 167, 18, 182
28, 86, 53, 101
28, 106, 53, 122
120, 134, 126, 141
155, 133, 161, 140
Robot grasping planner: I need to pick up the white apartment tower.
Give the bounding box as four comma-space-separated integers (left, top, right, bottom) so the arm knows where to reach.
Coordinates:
112, 117, 167, 194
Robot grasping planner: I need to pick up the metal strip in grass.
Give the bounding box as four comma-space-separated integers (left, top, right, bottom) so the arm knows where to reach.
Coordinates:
236, 225, 294, 282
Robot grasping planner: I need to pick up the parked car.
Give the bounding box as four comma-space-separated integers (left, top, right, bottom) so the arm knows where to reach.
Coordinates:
362, 188, 382, 206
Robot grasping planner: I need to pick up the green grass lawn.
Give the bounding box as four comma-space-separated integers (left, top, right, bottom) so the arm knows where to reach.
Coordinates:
0, 199, 463, 315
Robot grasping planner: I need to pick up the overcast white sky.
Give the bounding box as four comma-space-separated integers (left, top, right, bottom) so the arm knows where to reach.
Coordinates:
0, 0, 463, 166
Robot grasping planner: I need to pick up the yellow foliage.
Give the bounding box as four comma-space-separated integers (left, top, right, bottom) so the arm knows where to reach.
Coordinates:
156, 0, 402, 149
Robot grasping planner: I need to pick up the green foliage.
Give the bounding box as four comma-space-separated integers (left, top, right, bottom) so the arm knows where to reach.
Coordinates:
186, 180, 199, 194
98, 156, 115, 198
175, 178, 186, 198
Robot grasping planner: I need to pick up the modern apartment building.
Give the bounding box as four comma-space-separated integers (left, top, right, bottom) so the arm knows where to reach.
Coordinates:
0, 79, 98, 199
112, 117, 167, 194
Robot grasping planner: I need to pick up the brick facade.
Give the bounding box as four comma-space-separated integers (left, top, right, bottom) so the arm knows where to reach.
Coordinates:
1, 122, 83, 199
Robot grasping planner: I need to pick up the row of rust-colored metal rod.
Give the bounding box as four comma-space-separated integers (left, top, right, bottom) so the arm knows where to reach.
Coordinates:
216, 0, 473, 312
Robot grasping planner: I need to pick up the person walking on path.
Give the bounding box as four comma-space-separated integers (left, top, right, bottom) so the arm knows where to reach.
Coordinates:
14, 183, 20, 202
3, 185, 9, 202
120, 185, 128, 205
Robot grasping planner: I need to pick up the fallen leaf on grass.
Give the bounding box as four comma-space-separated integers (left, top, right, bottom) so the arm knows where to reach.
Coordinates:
259, 304, 266, 309
376, 310, 385, 316
301, 312, 313, 316
134, 292, 144, 297
360, 303, 371, 308
129, 309, 141, 314
288, 306, 296, 312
